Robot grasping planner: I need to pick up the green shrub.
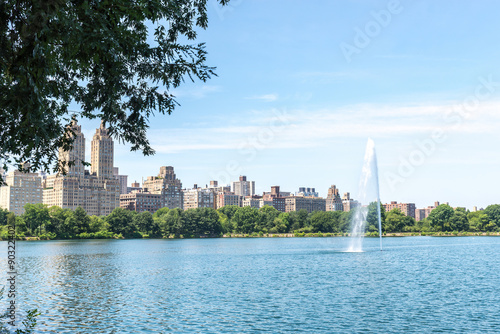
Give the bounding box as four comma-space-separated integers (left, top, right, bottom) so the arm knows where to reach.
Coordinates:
38, 232, 57, 240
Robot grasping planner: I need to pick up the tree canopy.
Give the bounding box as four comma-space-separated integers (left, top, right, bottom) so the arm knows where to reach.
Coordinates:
0, 0, 228, 182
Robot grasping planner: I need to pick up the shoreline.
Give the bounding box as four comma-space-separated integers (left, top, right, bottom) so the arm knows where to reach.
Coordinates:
3, 231, 500, 241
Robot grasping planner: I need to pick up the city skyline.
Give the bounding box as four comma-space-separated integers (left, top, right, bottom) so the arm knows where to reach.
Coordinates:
68, 0, 499, 209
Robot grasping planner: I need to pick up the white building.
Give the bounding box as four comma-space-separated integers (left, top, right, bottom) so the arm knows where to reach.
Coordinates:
0, 169, 42, 215
113, 167, 128, 195
232, 176, 255, 197
183, 185, 215, 210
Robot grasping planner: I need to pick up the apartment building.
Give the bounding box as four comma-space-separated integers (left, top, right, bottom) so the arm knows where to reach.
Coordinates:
326, 185, 343, 212
383, 201, 416, 218
0, 168, 42, 215
232, 176, 255, 197
43, 121, 120, 216
142, 166, 183, 209
285, 196, 326, 213
183, 185, 215, 209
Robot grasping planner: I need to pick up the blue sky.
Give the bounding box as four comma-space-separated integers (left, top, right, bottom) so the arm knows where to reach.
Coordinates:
79, 0, 500, 209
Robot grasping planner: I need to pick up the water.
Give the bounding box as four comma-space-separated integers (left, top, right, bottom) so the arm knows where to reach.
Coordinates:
348, 138, 382, 252
1, 237, 500, 333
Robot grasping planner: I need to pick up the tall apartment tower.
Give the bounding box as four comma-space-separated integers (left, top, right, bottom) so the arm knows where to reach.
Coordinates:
43, 120, 120, 216
59, 121, 85, 180
232, 175, 255, 197
326, 185, 343, 211
91, 121, 114, 180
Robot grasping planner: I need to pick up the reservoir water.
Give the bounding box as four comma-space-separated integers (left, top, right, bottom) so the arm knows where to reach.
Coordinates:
1, 237, 500, 333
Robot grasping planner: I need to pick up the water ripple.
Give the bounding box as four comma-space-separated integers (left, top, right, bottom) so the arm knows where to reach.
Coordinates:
0, 237, 499, 333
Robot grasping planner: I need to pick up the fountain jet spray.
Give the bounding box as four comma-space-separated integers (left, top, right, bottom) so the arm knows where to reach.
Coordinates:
347, 138, 383, 252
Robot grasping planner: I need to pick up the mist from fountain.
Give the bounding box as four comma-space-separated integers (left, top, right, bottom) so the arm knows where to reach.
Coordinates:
346, 138, 383, 252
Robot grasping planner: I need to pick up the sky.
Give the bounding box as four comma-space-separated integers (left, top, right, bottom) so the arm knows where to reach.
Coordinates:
77, 0, 500, 210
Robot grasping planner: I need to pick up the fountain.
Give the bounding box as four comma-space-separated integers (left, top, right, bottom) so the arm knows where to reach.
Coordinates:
346, 138, 383, 252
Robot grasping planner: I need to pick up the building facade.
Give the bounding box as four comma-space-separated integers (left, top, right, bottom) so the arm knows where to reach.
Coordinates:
296, 187, 319, 197
341, 192, 360, 212
285, 196, 326, 213
326, 185, 343, 212
0, 169, 42, 215
272, 197, 286, 212
383, 201, 416, 218
209, 180, 231, 194
242, 196, 261, 209
120, 191, 163, 213
127, 181, 142, 194
232, 176, 255, 197
183, 185, 215, 209
262, 186, 287, 212
113, 167, 128, 195
142, 166, 183, 209
415, 201, 441, 221
216, 192, 242, 209
42, 121, 120, 216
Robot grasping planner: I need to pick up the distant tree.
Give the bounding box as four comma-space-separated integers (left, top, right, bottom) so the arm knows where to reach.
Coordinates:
89, 215, 107, 233
484, 205, 500, 226
15, 215, 28, 234
0, 0, 229, 184
270, 212, 292, 233
63, 215, 78, 236
48, 206, 72, 235
366, 202, 386, 232
428, 204, 455, 232
258, 205, 280, 231
0, 208, 9, 226
72, 206, 90, 234
310, 211, 332, 233
217, 210, 234, 234
218, 205, 240, 221
22, 203, 50, 235
232, 207, 259, 234
182, 209, 199, 235
467, 209, 498, 232
134, 211, 155, 234
157, 208, 184, 236
384, 208, 404, 233
6, 212, 15, 228
106, 208, 136, 236
196, 208, 222, 236
339, 211, 353, 233
449, 207, 469, 232
289, 209, 309, 231
153, 207, 170, 219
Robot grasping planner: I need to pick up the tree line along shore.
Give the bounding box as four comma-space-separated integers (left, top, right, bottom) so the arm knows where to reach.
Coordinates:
0, 203, 499, 241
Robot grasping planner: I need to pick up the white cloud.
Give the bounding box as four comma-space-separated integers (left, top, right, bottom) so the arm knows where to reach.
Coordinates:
246, 94, 278, 102
147, 99, 500, 153
171, 85, 221, 99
